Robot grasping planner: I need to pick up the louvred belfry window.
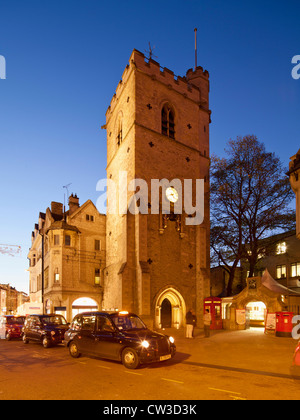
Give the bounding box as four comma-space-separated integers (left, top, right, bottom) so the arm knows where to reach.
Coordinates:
161, 104, 175, 139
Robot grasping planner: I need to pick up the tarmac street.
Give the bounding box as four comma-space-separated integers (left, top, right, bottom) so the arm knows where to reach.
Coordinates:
0, 327, 299, 400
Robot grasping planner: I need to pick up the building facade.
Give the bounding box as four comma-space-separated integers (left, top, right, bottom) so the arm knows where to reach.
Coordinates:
28, 195, 106, 321
288, 149, 300, 239
102, 49, 211, 328
0, 284, 29, 315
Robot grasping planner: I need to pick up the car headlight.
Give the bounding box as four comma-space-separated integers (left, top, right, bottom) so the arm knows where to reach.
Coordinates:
141, 340, 150, 348
169, 336, 175, 344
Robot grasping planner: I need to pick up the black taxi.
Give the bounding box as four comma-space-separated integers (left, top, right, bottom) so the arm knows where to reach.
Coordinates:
63, 311, 176, 369
22, 314, 69, 348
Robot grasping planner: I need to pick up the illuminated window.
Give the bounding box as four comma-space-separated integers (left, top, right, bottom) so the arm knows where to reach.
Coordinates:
54, 268, 59, 283
291, 263, 300, 277
276, 241, 287, 254
276, 265, 286, 279
94, 268, 100, 285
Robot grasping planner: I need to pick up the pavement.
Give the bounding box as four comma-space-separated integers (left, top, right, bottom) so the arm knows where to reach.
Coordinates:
156, 326, 300, 379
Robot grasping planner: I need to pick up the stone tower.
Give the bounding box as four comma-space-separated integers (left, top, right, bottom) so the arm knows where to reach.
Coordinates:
102, 49, 210, 328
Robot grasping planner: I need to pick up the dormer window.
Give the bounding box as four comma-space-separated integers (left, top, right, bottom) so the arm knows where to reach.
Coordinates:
161, 104, 175, 139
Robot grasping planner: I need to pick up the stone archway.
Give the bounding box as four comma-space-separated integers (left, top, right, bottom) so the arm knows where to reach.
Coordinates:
154, 287, 186, 329
245, 300, 267, 327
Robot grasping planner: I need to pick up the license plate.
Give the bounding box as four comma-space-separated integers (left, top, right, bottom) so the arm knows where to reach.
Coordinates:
160, 354, 171, 361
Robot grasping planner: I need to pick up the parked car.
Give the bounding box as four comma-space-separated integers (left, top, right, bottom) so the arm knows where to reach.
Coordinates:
22, 314, 69, 348
0, 315, 25, 340
64, 311, 176, 369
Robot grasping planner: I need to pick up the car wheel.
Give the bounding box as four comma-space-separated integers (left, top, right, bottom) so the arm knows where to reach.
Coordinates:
69, 341, 81, 358
42, 336, 51, 348
23, 334, 29, 344
122, 347, 140, 369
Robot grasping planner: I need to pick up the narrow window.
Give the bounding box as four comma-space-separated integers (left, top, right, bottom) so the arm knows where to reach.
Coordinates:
95, 268, 100, 285
161, 104, 175, 139
54, 235, 59, 245
54, 268, 60, 283
117, 117, 122, 146
65, 235, 71, 246
95, 239, 100, 251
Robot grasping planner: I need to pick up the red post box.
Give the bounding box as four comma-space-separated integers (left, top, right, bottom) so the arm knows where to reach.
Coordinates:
204, 297, 223, 330
275, 312, 294, 337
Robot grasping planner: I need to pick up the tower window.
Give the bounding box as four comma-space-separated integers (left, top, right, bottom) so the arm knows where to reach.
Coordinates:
117, 117, 122, 146
161, 104, 175, 139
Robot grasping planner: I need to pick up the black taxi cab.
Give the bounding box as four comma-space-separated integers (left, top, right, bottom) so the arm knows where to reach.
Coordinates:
22, 314, 69, 348
63, 311, 176, 369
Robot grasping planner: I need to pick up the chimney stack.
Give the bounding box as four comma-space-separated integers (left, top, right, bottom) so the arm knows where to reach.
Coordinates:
68, 193, 80, 215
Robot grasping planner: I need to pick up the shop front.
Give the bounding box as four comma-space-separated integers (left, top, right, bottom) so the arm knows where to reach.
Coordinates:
222, 269, 300, 331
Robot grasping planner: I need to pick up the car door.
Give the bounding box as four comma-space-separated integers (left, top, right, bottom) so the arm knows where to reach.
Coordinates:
75, 314, 96, 354
30, 316, 43, 341
93, 315, 122, 360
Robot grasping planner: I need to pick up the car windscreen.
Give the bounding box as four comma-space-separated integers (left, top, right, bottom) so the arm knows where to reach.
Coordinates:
41, 316, 67, 325
111, 315, 147, 331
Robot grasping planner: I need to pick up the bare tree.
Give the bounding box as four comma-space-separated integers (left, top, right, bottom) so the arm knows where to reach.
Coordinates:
210, 135, 295, 296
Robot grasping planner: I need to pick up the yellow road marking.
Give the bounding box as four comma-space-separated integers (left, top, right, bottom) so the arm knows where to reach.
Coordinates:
124, 371, 143, 376
97, 365, 111, 369
209, 387, 241, 395
161, 378, 184, 384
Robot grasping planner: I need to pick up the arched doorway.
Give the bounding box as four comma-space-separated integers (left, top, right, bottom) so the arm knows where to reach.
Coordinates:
72, 297, 98, 319
161, 298, 172, 328
155, 287, 186, 329
246, 301, 267, 328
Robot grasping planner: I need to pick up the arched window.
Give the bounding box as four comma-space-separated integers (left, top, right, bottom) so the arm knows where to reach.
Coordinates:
161, 104, 175, 139
117, 116, 122, 146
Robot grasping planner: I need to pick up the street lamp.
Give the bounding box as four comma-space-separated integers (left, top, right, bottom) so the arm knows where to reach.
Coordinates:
38, 229, 44, 313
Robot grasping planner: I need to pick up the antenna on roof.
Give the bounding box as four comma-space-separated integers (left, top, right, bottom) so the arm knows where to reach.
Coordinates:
63, 183, 72, 217
194, 28, 197, 70
145, 42, 157, 61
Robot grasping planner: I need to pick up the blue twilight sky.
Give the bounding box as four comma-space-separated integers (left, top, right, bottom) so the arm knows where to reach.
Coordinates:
0, 0, 299, 294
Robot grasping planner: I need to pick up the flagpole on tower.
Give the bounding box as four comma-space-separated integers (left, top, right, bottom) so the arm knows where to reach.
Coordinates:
194, 28, 197, 70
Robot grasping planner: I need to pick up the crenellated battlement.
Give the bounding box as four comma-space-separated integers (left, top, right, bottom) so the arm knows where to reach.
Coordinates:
106, 49, 210, 117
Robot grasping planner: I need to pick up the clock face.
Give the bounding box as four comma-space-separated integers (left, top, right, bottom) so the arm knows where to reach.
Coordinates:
166, 187, 179, 203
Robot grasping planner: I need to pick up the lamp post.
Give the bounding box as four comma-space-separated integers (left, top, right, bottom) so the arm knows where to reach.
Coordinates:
39, 230, 44, 313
